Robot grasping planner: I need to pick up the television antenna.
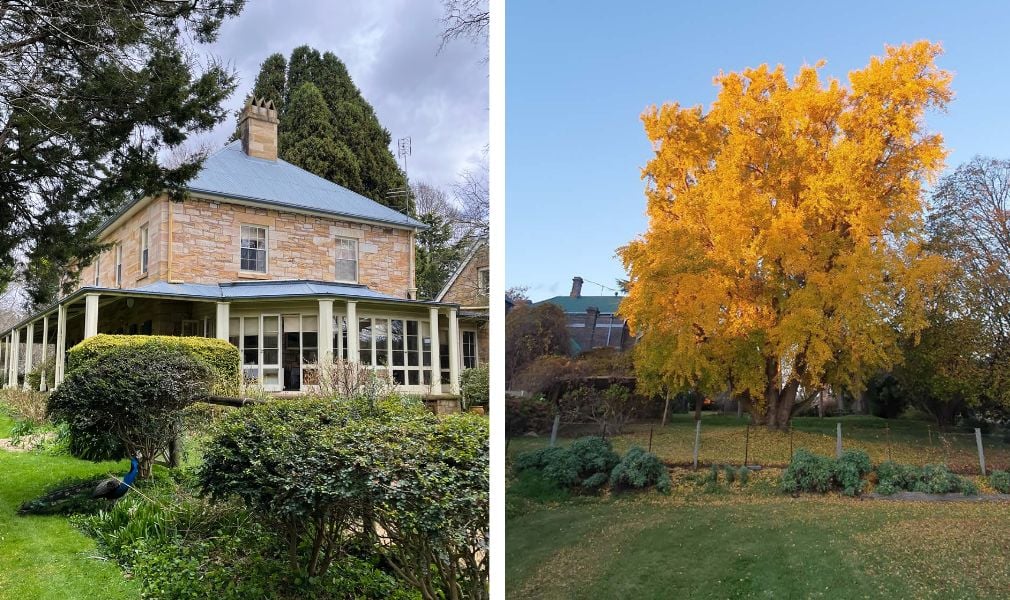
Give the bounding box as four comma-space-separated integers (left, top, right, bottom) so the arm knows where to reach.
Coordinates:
397, 136, 411, 175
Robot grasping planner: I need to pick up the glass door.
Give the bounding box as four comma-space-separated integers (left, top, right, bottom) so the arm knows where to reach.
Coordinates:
261, 314, 281, 391
281, 314, 300, 391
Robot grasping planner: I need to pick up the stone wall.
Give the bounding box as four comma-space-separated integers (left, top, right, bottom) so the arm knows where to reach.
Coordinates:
441, 241, 488, 306
78, 196, 169, 290
76, 195, 416, 298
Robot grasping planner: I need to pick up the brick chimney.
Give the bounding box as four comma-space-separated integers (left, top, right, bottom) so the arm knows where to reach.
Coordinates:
570, 276, 583, 298
238, 97, 279, 160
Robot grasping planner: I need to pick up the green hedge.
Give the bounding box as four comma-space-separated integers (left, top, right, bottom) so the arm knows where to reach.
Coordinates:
68, 335, 240, 396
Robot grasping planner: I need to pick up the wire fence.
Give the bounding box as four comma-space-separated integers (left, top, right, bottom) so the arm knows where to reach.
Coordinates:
509, 418, 1010, 476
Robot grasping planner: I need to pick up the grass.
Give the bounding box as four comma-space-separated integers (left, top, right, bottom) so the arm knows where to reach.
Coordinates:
506, 474, 1010, 599
509, 412, 1006, 474
0, 450, 139, 600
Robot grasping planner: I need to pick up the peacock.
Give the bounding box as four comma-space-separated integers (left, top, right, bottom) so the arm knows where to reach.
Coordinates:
17, 456, 140, 516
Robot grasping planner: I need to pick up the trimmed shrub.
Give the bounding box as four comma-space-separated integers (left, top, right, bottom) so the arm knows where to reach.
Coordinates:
738, 466, 750, 486
833, 449, 872, 497
67, 334, 240, 396
723, 464, 736, 484
875, 461, 920, 495
505, 395, 554, 435
990, 470, 1010, 494
609, 446, 672, 494
199, 396, 488, 599
49, 341, 212, 474
708, 463, 720, 484
781, 449, 835, 494
460, 364, 489, 409
875, 462, 978, 496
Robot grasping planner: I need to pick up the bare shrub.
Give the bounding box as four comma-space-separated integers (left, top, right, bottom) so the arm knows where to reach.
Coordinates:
0, 388, 48, 425
315, 360, 394, 403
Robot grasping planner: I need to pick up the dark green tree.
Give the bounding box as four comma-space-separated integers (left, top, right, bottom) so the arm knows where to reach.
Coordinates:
246, 45, 409, 210
415, 212, 465, 300
280, 83, 363, 191
251, 53, 288, 110
1, 0, 245, 309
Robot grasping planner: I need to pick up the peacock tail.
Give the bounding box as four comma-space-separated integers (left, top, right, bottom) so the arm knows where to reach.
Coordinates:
17, 476, 113, 516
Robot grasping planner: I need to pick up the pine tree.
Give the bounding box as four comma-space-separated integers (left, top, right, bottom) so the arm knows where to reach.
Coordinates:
280, 83, 363, 191
245, 46, 409, 210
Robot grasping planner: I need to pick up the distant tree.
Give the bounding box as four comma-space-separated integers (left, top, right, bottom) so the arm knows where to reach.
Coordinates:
244, 46, 408, 210
505, 303, 569, 387
506, 286, 531, 304
452, 157, 490, 238
439, 0, 489, 56
415, 212, 466, 300
1, 0, 244, 308
619, 42, 951, 430
280, 83, 363, 191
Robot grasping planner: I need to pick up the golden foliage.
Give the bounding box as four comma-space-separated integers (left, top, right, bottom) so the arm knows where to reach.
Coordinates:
620, 41, 953, 411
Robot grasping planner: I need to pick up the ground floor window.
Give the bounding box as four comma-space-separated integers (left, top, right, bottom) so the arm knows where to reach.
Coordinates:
356, 316, 431, 386
463, 330, 478, 368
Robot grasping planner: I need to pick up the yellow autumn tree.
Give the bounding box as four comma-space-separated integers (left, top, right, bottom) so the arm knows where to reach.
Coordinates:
619, 41, 952, 429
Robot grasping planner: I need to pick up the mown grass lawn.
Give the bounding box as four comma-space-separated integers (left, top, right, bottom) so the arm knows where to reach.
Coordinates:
0, 448, 139, 600
506, 483, 1010, 599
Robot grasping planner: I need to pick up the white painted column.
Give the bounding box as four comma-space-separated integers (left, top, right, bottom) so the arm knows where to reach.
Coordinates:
429, 307, 442, 393
84, 293, 100, 339
2, 334, 9, 388
318, 299, 334, 362
22, 322, 34, 389
346, 301, 358, 362
40, 315, 49, 391
9, 328, 19, 389
215, 302, 230, 341
54, 303, 67, 387
448, 308, 460, 395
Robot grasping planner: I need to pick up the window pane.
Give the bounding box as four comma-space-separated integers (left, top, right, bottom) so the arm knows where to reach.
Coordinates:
359, 318, 372, 364
228, 317, 240, 348
408, 370, 420, 385
335, 237, 357, 281
240, 226, 268, 273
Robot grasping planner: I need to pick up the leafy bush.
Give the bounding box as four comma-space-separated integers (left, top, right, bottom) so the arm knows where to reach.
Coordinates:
514, 436, 619, 491
738, 466, 750, 486
609, 446, 671, 494
991, 470, 1010, 494
460, 364, 489, 409
505, 395, 553, 436
833, 449, 872, 496
67, 334, 240, 396
723, 464, 736, 484
781, 449, 836, 494
199, 396, 488, 600
561, 384, 644, 436
875, 461, 978, 496
708, 463, 719, 484
49, 340, 212, 475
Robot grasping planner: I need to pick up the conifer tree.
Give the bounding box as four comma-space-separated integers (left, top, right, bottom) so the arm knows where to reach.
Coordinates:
415, 212, 466, 300
280, 83, 362, 191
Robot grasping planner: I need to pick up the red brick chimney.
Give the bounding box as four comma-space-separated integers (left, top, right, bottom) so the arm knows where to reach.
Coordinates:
570, 276, 583, 298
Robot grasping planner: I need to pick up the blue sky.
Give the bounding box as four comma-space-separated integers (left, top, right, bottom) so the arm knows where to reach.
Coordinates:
506, 0, 1010, 301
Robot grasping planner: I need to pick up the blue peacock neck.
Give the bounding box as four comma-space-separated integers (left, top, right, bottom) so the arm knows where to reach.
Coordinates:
122, 457, 139, 486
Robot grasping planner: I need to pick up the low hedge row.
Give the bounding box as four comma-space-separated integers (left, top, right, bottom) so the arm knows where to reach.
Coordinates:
515, 437, 671, 494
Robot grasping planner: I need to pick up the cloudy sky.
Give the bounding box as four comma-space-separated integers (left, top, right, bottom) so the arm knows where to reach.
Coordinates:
194, 0, 487, 190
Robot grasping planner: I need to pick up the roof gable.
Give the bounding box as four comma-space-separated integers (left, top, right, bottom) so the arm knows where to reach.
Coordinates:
435, 236, 487, 302
536, 294, 624, 314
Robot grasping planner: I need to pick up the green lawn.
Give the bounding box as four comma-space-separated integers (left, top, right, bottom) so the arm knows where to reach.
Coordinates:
0, 450, 139, 600
506, 489, 1010, 599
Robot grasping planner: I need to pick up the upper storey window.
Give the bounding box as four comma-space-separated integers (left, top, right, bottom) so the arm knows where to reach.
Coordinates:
139, 224, 149, 275
115, 243, 123, 287
478, 267, 490, 296
335, 237, 358, 283
240, 225, 268, 273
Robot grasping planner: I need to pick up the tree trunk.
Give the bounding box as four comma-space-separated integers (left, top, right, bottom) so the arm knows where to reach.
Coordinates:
661, 390, 670, 427
694, 395, 702, 421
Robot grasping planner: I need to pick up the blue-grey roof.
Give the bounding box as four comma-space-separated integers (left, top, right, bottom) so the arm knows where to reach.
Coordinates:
131, 279, 410, 302
183, 141, 423, 228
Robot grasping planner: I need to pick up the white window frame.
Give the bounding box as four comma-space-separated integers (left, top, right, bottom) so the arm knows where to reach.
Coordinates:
334, 237, 359, 283
115, 243, 123, 287
239, 224, 269, 273
139, 224, 149, 275
462, 329, 478, 368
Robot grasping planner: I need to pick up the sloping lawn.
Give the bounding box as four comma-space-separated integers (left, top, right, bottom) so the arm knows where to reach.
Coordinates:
506, 483, 1010, 599
0, 450, 139, 600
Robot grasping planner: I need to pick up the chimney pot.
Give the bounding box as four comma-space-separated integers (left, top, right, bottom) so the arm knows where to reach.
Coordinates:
238, 97, 279, 161
570, 276, 583, 298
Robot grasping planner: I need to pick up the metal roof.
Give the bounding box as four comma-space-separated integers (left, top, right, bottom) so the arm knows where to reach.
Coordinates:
185, 141, 424, 229
535, 295, 625, 315
132, 279, 415, 302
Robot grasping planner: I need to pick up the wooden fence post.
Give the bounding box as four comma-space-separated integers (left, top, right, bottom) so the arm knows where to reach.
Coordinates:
836, 422, 842, 459
693, 419, 701, 470
976, 428, 986, 476
648, 427, 654, 453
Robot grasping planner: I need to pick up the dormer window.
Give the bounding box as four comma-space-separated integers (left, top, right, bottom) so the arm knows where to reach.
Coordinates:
240, 225, 268, 273
335, 237, 358, 283
139, 224, 149, 275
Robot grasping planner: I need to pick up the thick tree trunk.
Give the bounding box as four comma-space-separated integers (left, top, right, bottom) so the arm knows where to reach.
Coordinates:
761, 357, 800, 430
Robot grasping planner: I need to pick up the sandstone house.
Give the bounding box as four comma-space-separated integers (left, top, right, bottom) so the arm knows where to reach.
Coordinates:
0, 99, 484, 398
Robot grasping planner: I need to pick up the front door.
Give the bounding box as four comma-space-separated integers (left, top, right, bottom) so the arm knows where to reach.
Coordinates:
282, 314, 301, 391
